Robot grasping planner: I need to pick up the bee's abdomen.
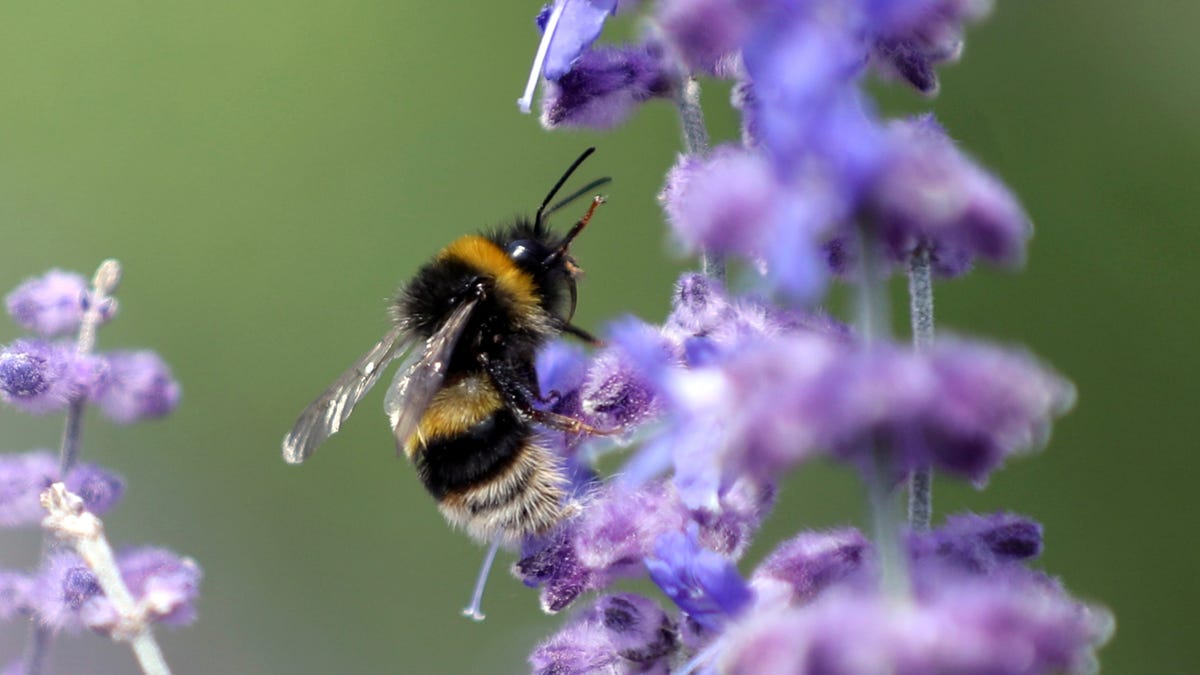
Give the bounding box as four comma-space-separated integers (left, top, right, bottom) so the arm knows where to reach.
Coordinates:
435, 436, 567, 544
414, 407, 526, 500
408, 374, 567, 543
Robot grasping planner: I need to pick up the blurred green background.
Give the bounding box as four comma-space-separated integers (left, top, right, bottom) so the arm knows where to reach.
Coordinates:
0, 1, 1195, 673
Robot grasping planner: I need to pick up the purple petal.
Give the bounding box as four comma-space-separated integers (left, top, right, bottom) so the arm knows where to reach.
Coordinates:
0, 340, 81, 414
5, 270, 88, 337
542, 0, 619, 81
32, 551, 101, 632
0, 570, 34, 620
870, 115, 1031, 275
0, 451, 58, 527
646, 526, 752, 630
541, 43, 677, 129
655, 0, 763, 75
751, 529, 870, 606
0, 452, 124, 527
530, 593, 678, 675
94, 350, 181, 424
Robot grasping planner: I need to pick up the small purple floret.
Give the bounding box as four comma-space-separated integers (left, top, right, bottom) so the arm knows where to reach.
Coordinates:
0, 451, 125, 527
530, 593, 678, 675
539, 0, 619, 82
656, 0, 763, 75
541, 43, 677, 130
33, 551, 101, 632
94, 350, 181, 424
646, 526, 752, 630
5, 270, 88, 337
0, 570, 34, 620
0, 340, 82, 414
719, 571, 1112, 675
750, 528, 870, 606
868, 115, 1030, 275
912, 511, 1043, 575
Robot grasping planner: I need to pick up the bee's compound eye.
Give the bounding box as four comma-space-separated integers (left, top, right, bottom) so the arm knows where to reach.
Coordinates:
506, 239, 537, 264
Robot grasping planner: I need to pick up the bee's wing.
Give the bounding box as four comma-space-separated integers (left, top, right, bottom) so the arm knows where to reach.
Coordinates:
385, 295, 480, 454
282, 322, 415, 464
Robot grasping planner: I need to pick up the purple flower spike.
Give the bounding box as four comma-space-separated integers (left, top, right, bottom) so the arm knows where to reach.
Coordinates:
0, 451, 124, 527
0, 570, 34, 620
870, 115, 1030, 275
33, 551, 102, 632
0, 340, 81, 414
530, 593, 678, 675
646, 526, 752, 630
5, 270, 88, 337
541, 44, 678, 130
94, 350, 181, 424
750, 528, 870, 607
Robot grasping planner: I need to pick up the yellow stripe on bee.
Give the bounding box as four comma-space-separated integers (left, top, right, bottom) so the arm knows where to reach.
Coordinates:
403, 373, 504, 457
439, 235, 539, 309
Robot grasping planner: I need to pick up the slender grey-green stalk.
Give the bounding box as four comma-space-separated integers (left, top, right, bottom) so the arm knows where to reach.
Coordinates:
674, 78, 725, 281
854, 225, 909, 598
906, 245, 934, 531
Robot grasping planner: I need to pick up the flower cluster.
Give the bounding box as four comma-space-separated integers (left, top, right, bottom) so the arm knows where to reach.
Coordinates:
0, 264, 198, 674
512, 1, 1112, 673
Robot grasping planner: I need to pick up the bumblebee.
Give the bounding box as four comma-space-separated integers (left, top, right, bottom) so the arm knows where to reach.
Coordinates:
282, 148, 608, 545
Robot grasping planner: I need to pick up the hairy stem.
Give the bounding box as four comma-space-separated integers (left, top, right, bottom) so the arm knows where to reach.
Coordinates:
906, 245, 934, 531
675, 78, 725, 281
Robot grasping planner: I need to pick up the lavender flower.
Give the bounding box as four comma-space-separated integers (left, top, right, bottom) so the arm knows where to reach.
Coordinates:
911, 511, 1043, 575
0, 340, 82, 414
0, 451, 124, 527
866, 114, 1030, 275
5, 270, 89, 337
869, 0, 994, 94
512, 2, 1110, 672
717, 572, 1111, 675
541, 43, 677, 129
516, 477, 768, 613
2, 263, 195, 673
654, 0, 762, 75
645, 525, 752, 630
31, 550, 103, 633
529, 593, 678, 675
30, 547, 200, 634
93, 349, 181, 424
749, 528, 870, 607
519, 0, 625, 113
82, 547, 202, 629
0, 571, 34, 620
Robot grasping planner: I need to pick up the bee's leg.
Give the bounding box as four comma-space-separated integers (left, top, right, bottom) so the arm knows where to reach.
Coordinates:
479, 352, 614, 436
560, 323, 603, 346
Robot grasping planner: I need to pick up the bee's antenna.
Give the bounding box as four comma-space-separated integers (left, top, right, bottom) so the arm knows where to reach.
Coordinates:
544, 195, 605, 268
544, 176, 613, 219
536, 147, 597, 227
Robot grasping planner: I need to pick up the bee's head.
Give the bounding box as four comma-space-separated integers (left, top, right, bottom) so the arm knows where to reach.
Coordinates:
502, 148, 609, 323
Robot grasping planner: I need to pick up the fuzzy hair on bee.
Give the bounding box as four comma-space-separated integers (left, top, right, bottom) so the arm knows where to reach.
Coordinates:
282, 148, 610, 546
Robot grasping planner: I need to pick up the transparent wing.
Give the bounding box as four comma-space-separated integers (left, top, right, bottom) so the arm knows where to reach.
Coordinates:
282, 323, 415, 464
385, 296, 480, 453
